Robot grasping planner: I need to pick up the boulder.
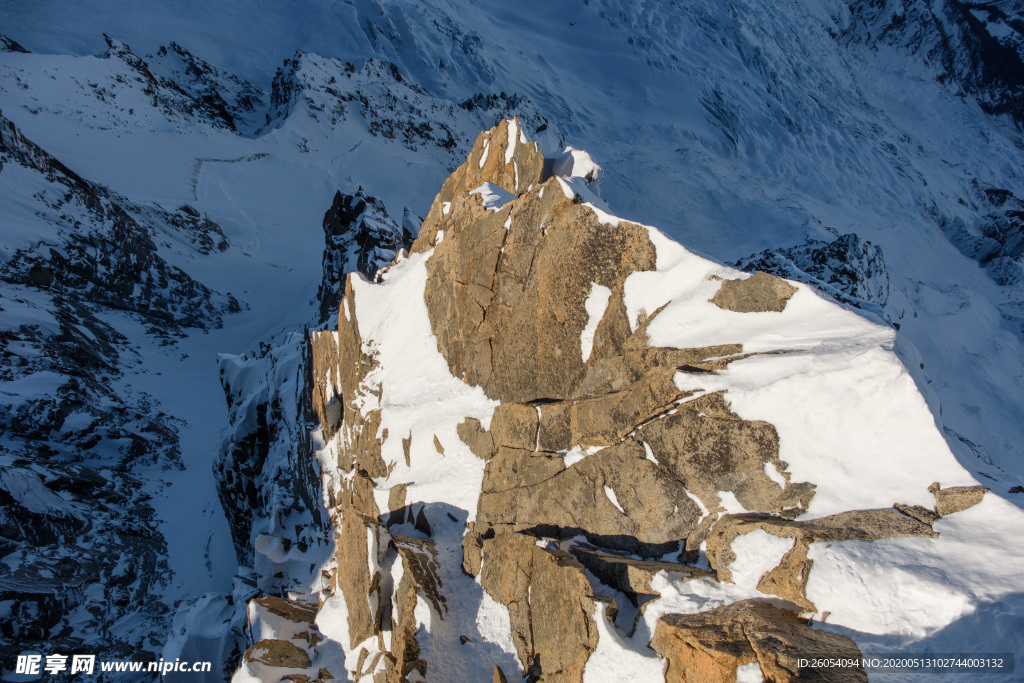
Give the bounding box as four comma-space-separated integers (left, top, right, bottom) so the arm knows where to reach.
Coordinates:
930, 482, 987, 516
709, 271, 799, 313
242, 639, 312, 669
651, 600, 867, 682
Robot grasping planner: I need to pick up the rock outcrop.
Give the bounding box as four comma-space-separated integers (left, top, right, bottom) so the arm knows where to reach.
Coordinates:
651, 600, 867, 683
316, 188, 415, 323
286, 119, 995, 682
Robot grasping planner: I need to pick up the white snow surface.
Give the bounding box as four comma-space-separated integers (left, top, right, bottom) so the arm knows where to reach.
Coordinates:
347, 251, 499, 521
580, 283, 612, 362
469, 182, 517, 212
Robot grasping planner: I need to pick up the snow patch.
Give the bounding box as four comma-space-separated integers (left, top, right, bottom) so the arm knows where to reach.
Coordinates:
582, 601, 665, 682
478, 138, 489, 168
504, 119, 518, 164
736, 662, 765, 683
580, 283, 612, 362
469, 182, 516, 212
604, 486, 625, 514
562, 445, 603, 468
642, 441, 659, 465
763, 461, 787, 488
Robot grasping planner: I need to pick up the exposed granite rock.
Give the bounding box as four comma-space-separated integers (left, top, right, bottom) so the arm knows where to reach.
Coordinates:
317, 188, 414, 324
569, 545, 714, 604
930, 482, 988, 516
635, 392, 816, 523
709, 271, 799, 313
416, 120, 658, 404
392, 536, 447, 617
310, 330, 342, 441
336, 510, 383, 648
242, 638, 313, 669
477, 439, 704, 549
312, 280, 387, 476
479, 531, 601, 682
308, 120, 953, 682
383, 538, 436, 682
254, 596, 317, 625
474, 389, 814, 557
651, 600, 866, 683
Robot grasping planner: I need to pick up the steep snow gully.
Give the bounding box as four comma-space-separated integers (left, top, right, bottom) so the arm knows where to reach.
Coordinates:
1, 0, 1024, 681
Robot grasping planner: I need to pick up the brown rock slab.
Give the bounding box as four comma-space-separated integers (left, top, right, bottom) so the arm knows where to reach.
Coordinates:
310, 331, 342, 440
336, 512, 382, 648
421, 134, 658, 403
243, 638, 312, 669
569, 546, 713, 603
477, 440, 703, 547
930, 482, 988, 516
637, 392, 816, 520
479, 531, 601, 682
457, 417, 494, 460
709, 271, 798, 313
254, 596, 317, 625
651, 600, 867, 683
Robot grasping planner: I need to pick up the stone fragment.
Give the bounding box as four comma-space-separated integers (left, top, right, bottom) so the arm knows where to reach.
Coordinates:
929, 482, 988, 516
651, 600, 866, 682
457, 417, 494, 460
569, 546, 713, 603
242, 639, 312, 669
253, 596, 316, 624
709, 271, 799, 313
461, 529, 484, 577
479, 531, 601, 682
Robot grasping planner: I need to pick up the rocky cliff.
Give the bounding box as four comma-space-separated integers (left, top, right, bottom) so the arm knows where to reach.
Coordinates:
224, 120, 1010, 682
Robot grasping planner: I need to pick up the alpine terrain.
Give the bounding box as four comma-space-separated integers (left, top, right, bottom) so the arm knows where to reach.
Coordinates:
1, 1, 1024, 682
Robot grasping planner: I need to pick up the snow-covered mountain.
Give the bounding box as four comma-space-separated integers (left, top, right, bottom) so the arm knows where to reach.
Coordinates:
1, 0, 1024, 681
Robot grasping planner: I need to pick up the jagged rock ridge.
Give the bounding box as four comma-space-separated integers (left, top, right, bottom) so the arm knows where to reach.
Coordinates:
229, 120, 1001, 682
316, 188, 416, 324
0, 113, 235, 664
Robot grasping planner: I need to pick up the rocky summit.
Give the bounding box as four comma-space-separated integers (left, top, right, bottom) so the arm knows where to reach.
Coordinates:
224, 120, 1001, 682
